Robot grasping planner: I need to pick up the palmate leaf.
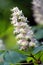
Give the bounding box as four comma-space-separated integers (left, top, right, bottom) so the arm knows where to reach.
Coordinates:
3, 51, 27, 64
32, 45, 43, 54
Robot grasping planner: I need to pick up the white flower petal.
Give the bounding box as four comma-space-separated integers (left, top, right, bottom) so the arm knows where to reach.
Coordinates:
17, 39, 28, 46
16, 33, 24, 39
11, 7, 19, 12
29, 41, 36, 47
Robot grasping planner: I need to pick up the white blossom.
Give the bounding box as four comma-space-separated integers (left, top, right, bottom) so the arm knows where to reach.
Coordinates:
32, 0, 43, 25
11, 16, 17, 24
17, 39, 28, 46
11, 7, 38, 50
29, 41, 36, 47
16, 33, 25, 39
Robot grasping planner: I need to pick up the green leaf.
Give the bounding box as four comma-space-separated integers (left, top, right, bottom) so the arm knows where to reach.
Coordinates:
32, 45, 43, 54
32, 26, 43, 39
3, 51, 27, 64
35, 29, 43, 39
3, 62, 10, 65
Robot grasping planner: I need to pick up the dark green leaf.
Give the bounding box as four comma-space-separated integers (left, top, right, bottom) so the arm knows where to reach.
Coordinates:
35, 29, 43, 39
32, 26, 43, 39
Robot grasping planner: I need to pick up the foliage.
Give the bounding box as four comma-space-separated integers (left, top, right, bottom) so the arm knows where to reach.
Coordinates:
0, 0, 43, 65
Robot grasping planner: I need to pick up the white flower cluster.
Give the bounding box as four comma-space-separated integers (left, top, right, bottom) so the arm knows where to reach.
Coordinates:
0, 39, 5, 50
11, 7, 38, 50
32, 0, 43, 25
